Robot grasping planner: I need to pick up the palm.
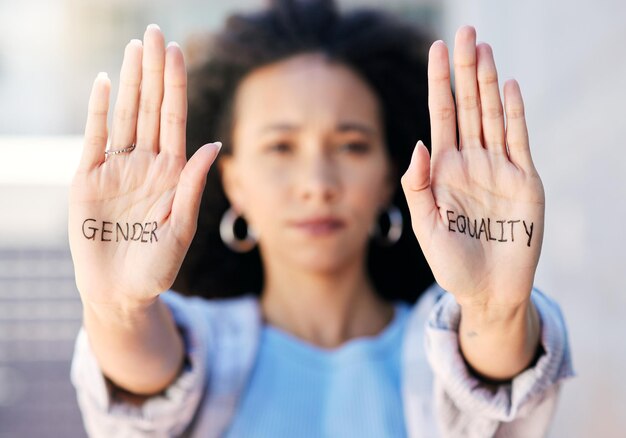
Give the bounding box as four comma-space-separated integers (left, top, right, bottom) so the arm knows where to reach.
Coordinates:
69, 26, 219, 307
402, 27, 544, 307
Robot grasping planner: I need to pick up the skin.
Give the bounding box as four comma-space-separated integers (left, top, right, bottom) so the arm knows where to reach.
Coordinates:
69, 24, 542, 397
220, 52, 395, 348
401, 28, 543, 379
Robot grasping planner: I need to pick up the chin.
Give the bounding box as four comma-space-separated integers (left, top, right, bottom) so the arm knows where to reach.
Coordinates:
259, 228, 369, 274
283, 241, 364, 274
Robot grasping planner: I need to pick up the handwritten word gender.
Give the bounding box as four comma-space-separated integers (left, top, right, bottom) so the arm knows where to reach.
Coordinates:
446, 210, 534, 247
82, 219, 158, 243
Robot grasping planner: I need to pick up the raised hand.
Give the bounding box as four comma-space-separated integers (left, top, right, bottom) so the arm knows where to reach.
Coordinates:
69, 25, 221, 309
402, 26, 544, 313
402, 26, 544, 378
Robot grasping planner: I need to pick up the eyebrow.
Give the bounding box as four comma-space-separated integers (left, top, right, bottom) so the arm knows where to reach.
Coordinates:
336, 122, 376, 136
260, 121, 376, 136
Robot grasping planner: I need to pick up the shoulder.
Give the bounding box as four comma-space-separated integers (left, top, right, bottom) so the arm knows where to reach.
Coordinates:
399, 282, 444, 358
406, 282, 446, 321
159, 290, 262, 342
160, 289, 259, 316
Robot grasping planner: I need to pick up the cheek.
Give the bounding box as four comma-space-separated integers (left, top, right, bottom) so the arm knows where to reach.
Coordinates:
345, 162, 391, 208
342, 167, 392, 233
238, 164, 290, 225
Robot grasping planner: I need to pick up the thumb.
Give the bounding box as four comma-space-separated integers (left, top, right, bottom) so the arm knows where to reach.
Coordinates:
400, 141, 438, 240
171, 142, 221, 239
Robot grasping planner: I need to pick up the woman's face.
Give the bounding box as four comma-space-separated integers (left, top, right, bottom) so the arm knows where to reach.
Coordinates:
221, 53, 393, 273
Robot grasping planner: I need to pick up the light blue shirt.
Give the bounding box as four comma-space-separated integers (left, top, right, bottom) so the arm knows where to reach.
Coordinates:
224, 302, 411, 437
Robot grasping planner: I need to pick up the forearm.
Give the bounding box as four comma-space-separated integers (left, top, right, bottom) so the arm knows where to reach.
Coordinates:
82, 296, 185, 396
458, 296, 541, 381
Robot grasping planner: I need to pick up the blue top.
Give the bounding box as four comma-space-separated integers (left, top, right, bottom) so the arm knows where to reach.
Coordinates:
224, 301, 411, 438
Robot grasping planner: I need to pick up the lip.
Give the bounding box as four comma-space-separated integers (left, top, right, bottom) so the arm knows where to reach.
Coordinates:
289, 217, 346, 236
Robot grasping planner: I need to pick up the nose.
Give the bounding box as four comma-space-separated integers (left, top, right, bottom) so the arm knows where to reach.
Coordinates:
297, 152, 340, 204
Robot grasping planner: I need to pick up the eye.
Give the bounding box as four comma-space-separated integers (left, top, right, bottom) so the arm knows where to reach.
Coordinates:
339, 141, 371, 154
266, 141, 293, 154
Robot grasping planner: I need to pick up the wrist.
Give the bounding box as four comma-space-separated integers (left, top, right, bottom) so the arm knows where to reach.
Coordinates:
81, 293, 161, 328
458, 295, 542, 380
459, 296, 533, 328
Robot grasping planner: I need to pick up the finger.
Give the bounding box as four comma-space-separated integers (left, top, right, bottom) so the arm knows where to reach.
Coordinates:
476, 43, 506, 155
110, 39, 143, 150
171, 142, 222, 240
428, 40, 457, 155
80, 72, 111, 170
159, 42, 187, 158
136, 24, 165, 154
504, 79, 534, 170
401, 141, 438, 243
453, 26, 483, 149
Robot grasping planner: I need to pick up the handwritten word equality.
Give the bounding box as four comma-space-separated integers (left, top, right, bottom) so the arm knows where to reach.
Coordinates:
82, 219, 158, 243
446, 210, 534, 247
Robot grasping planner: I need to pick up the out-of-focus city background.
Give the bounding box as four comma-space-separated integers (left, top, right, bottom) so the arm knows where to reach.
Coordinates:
0, 0, 624, 436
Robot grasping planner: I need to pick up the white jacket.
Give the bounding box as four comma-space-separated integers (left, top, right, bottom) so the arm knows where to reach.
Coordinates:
70, 284, 573, 437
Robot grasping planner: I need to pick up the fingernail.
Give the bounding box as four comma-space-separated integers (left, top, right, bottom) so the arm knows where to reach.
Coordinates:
96, 72, 108, 80
129, 38, 142, 46
167, 41, 180, 48
410, 141, 422, 165
147, 23, 160, 31
213, 141, 223, 152
417, 140, 429, 155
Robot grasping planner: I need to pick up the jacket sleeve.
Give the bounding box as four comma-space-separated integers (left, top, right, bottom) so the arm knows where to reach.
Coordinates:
424, 287, 574, 438
69, 291, 211, 438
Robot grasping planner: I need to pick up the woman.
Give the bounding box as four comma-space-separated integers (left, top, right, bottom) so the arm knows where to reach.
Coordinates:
69, 1, 573, 436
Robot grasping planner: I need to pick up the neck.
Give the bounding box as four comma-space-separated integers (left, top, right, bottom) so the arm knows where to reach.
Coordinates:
260, 255, 394, 349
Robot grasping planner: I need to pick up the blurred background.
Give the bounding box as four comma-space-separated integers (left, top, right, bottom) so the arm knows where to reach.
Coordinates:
0, 0, 624, 436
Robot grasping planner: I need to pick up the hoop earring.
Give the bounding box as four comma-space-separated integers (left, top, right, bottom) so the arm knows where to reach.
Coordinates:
219, 207, 257, 253
372, 205, 403, 246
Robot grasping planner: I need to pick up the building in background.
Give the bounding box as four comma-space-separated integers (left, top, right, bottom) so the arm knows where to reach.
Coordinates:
1, 0, 625, 437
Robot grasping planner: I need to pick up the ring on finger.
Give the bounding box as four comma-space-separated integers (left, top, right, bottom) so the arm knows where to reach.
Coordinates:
105, 143, 136, 159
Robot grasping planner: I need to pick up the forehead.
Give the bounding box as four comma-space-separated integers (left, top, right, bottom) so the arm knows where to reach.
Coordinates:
232, 53, 382, 132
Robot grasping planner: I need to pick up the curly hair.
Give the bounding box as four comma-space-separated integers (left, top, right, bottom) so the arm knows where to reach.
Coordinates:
173, 0, 435, 304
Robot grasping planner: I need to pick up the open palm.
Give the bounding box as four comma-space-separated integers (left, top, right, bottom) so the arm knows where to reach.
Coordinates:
69, 26, 220, 308
402, 26, 545, 308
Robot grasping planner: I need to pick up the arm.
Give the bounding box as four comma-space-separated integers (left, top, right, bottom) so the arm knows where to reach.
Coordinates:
458, 296, 540, 381
81, 297, 184, 396
69, 25, 220, 397
419, 286, 573, 437
71, 291, 215, 437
